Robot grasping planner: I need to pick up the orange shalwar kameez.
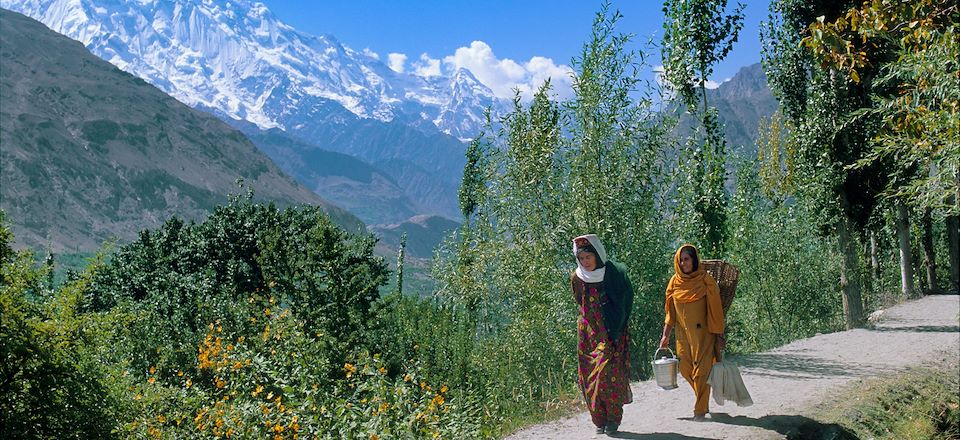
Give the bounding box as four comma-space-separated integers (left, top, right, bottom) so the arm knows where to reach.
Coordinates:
664, 245, 725, 416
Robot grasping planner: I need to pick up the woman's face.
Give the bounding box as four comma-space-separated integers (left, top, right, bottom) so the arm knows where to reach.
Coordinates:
578, 251, 598, 271
679, 251, 694, 274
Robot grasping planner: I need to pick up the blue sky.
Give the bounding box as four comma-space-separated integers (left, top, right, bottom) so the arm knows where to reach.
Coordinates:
263, 1, 769, 99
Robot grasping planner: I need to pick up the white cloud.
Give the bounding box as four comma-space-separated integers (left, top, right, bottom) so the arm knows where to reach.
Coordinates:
413, 53, 442, 77
653, 65, 727, 93
523, 56, 574, 100
441, 40, 574, 101
387, 52, 407, 73
362, 48, 379, 60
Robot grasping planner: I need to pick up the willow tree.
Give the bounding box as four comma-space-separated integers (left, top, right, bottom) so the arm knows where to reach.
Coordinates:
661, 0, 744, 258
434, 4, 673, 386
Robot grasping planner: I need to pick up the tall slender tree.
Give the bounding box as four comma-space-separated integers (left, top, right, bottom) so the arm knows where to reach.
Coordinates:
661, 0, 744, 257
762, 0, 892, 328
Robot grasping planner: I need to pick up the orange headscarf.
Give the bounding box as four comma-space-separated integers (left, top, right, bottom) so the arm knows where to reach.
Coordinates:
669, 244, 714, 304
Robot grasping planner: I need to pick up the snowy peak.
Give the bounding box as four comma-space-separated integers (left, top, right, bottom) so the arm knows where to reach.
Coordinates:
2, 0, 503, 139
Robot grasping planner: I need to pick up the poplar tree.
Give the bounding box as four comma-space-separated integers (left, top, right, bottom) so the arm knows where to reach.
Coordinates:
661, 0, 744, 258
762, 0, 892, 328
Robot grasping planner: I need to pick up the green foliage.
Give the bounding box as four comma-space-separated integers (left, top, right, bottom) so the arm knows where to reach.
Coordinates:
816, 362, 960, 440
0, 229, 123, 438
430, 7, 674, 432
797, 0, 959, 214
661, 0, 745, 110
725, 158, 846, 350
84, 192, 388, 379
662, 0, 743, 257
858, 26, 960, 213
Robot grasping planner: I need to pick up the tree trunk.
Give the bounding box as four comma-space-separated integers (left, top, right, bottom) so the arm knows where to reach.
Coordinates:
862, 238, 873, 294
896, 202, 916, 298
838, 195, 865, 329
921, 208, 938, 294
947, 196, 959, 293
870, 231, 880, 283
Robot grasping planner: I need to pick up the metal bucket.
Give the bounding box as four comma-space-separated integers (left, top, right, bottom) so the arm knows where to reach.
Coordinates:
652, 347, 679, 390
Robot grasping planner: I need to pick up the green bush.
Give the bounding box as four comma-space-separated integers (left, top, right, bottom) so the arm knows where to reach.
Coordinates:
1, 216, 123, 438
84, 193, 388, 379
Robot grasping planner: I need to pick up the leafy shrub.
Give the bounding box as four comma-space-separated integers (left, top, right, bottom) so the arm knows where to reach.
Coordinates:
84, 193, 388, 379
0, 216, 123, 438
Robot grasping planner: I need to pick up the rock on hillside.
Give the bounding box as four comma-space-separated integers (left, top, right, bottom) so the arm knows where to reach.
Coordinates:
0, 9, 361, 251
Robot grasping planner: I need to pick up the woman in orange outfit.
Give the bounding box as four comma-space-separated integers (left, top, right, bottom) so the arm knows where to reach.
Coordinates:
658, 244, 725, 421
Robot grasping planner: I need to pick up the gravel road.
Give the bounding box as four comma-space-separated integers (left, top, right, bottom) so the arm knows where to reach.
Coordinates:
505, 294, 960, 440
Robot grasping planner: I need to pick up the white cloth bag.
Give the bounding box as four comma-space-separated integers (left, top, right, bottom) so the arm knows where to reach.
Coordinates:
708, 359, 754, 407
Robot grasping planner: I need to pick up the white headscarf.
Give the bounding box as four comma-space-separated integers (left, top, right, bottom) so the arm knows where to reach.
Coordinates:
573, 234, 607, 283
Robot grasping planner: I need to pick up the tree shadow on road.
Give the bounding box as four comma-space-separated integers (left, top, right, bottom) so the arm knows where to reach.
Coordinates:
708, 412, 856, 440
606, 432, 719, 440
872, 325, 960, 332
733, 353, 887, 379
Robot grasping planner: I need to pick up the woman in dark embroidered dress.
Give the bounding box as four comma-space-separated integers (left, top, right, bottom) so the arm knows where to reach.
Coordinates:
571, 234, 634, 435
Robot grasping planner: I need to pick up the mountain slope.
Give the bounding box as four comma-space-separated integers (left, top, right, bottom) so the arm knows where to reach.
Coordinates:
0, 0, 505, 141
675, 63, 778, 156
0, 8, 361, 251
239, 127, 422, 225
1, 0, 478, 222
369, 215, 460, 260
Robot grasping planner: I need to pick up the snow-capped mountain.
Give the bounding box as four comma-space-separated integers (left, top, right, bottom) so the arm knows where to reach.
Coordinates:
2, 0, 504, 140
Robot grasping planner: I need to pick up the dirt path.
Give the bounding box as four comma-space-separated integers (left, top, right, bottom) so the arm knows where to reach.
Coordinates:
506, 294, 960, 440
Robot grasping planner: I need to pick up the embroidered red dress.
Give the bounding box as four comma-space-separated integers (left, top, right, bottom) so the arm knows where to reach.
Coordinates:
573, 277, 632, 428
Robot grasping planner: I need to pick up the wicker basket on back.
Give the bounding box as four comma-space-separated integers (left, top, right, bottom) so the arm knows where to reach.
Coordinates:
701, 259, 740, 315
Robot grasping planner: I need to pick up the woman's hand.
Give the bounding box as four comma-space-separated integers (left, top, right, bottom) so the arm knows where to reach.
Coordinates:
659, 324, 672, 349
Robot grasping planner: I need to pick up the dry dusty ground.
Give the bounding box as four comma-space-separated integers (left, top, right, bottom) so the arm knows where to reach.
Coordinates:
505, 294, 960, 440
